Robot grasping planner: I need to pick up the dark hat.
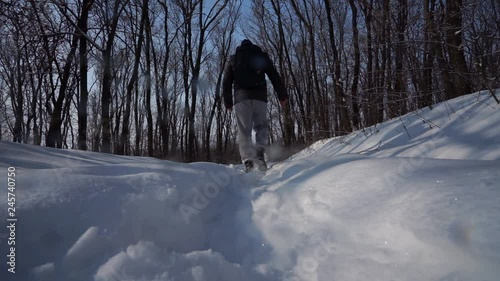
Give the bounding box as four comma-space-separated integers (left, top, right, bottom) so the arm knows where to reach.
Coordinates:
241, 39, 253, 46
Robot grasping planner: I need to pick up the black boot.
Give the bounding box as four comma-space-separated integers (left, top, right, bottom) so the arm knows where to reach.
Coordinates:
244, 160, 254, 173
255, 148, 267, 171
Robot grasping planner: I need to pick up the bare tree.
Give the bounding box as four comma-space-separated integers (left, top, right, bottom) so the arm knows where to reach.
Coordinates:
174, 0, 229, 161
144, 0, 153, 156
445, 0, 472, 99
117, 0, 147, 155
78, 0, 94, 150
0, 2, 27, 143
205, 0, 240, 161
348, 0, 361, 129
0, 0, 497, 162
323, 0, 350, 134
40, 0, 84, 148
99, 0, 129, 153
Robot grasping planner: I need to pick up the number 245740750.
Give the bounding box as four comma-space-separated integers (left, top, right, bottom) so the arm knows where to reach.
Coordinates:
7, 167, 16, 217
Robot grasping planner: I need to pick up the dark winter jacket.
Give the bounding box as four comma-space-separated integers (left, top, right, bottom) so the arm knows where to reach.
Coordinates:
222, 40, 287, 108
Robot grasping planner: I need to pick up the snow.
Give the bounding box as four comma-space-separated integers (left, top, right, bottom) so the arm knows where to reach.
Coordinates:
0, 90, 499, 281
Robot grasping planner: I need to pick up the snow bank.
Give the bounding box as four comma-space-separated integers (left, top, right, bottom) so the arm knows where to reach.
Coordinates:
293, 90, 500, 161
254, 155, 500, 281
0, 145, 269, 280
94, 241, 261, 281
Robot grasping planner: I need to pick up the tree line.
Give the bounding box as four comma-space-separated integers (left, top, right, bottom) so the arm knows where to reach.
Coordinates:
0, 0, 498, 162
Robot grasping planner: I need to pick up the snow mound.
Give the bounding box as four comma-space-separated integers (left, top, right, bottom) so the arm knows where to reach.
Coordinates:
94, 241, 261, 281
292, 90, 500, 161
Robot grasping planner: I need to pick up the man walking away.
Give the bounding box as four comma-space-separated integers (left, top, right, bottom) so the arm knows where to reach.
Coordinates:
222, 39, 288, 172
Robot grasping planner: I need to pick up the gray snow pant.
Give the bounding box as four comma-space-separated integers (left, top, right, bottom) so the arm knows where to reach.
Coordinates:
234, 99, 268, 163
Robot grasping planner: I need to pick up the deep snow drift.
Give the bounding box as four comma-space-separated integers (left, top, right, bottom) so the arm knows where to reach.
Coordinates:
0, 90, 499, 281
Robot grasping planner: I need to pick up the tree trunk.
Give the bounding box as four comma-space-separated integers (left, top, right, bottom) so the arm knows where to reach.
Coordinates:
134, 86, 141, 155
13, 46, 23, 143
144, 1, 153, 157
46, 31, 79, 148
118, 0, 147, 155
101, 0, 125, 153
270, 0, 307, 143
349, 0, 361, 129
360, 0, 375, 127
445, 0, 472, 98
421, 0, 434, 108
78, 0, 93, 151
393, 0, 408, 117
324, 0, 350, 134
290, 0, 328, 138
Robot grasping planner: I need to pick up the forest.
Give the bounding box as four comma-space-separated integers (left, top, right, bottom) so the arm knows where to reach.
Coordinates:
0, 0, 498, 162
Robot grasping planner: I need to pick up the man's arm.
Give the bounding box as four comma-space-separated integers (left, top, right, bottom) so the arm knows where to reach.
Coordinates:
222, 56, 234, 109
264, 54, 288, 103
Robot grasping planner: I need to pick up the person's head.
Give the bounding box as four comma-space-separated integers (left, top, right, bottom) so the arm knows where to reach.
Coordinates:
241, 39, 253, 47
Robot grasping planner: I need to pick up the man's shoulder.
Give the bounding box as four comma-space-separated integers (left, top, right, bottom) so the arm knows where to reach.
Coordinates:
228, 54, 236, 67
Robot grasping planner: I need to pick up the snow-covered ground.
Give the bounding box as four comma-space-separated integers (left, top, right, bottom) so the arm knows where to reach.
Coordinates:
0, 90, 499, 281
